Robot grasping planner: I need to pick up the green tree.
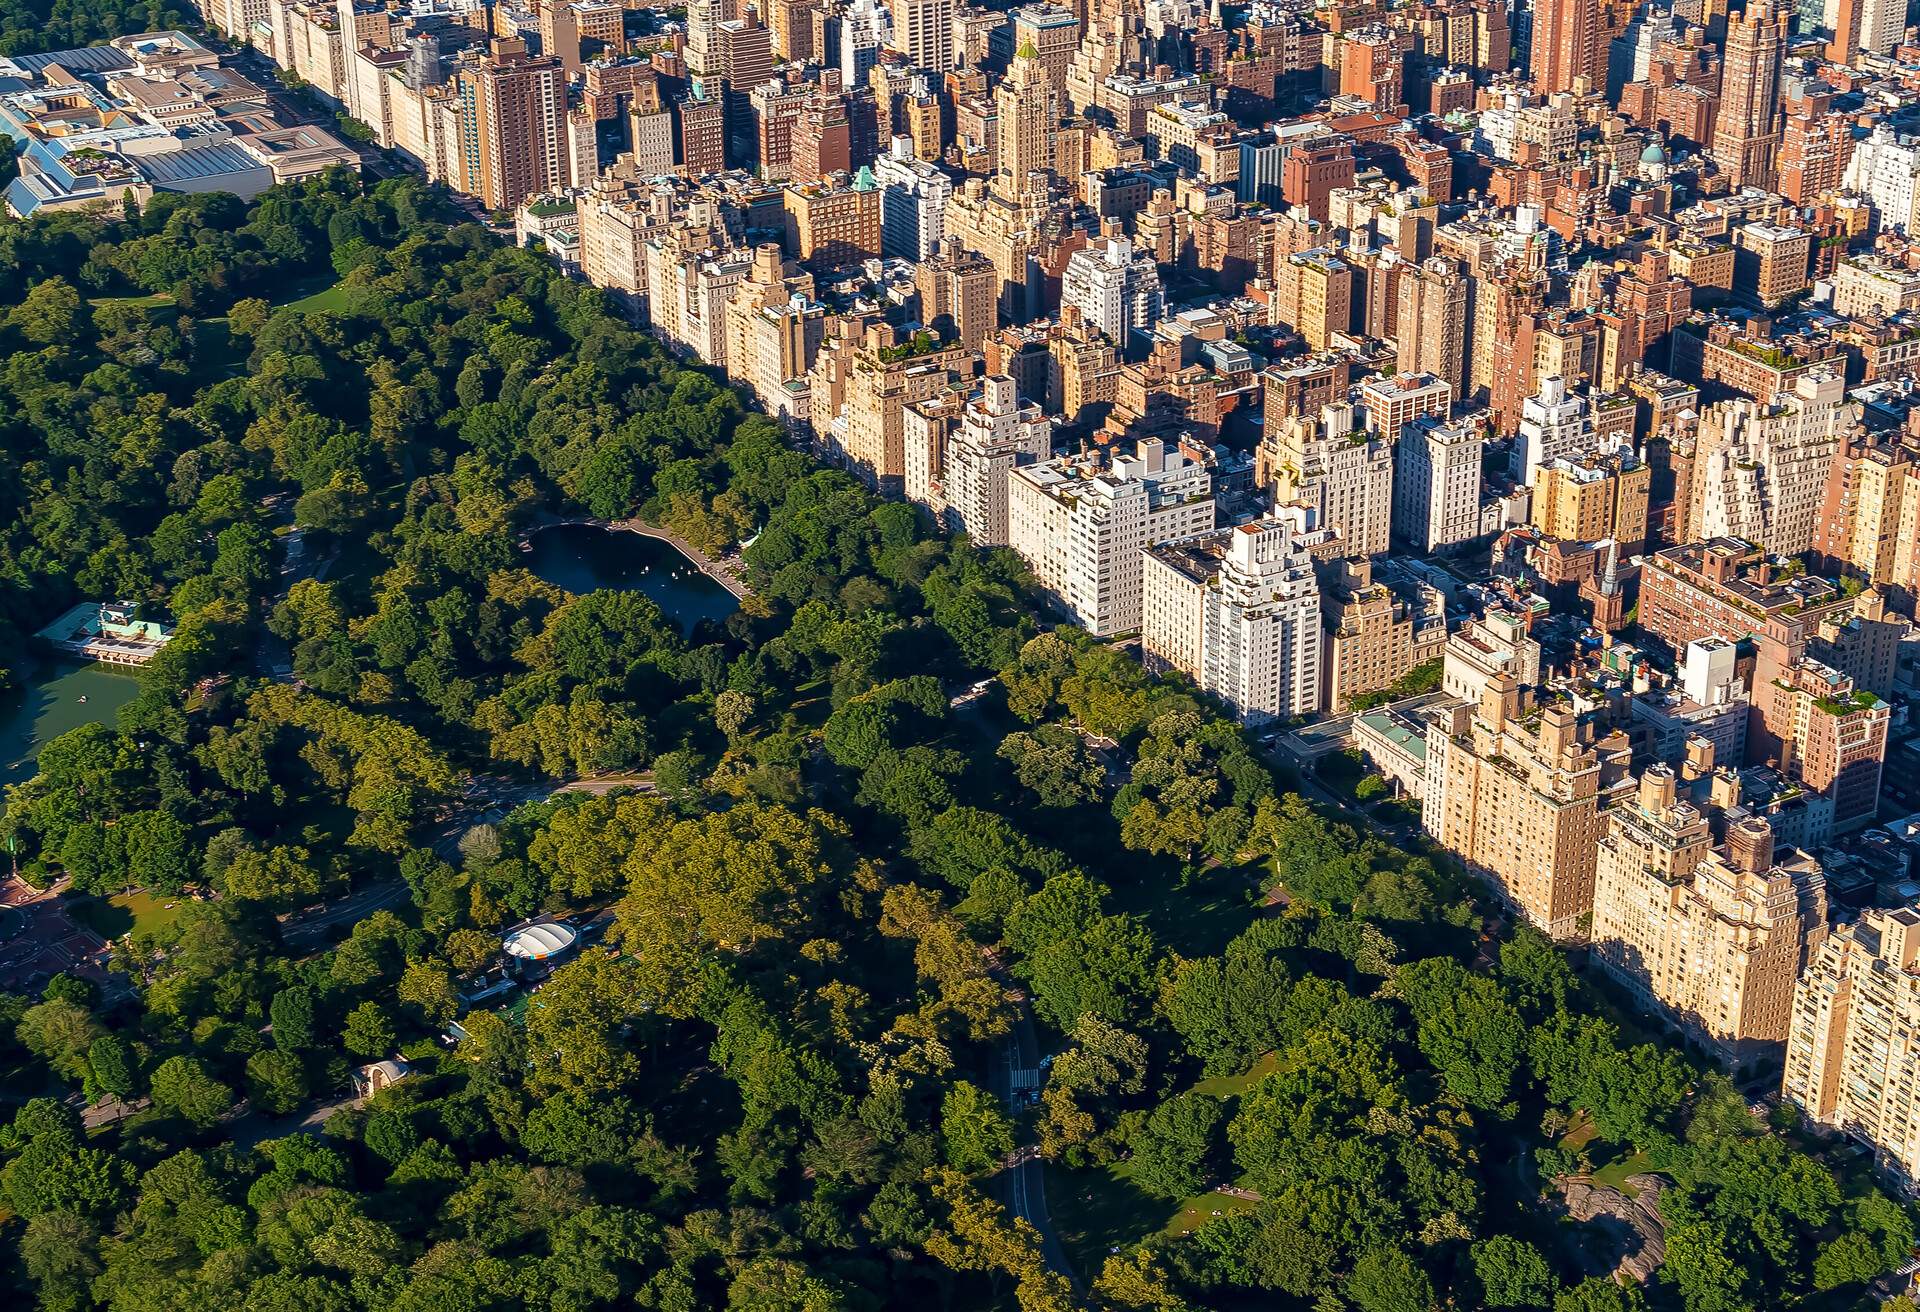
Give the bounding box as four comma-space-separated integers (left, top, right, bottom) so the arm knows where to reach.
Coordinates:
245, 1049, 309, 1115
148, 1056, 233, 1129
1130, 1092, 1225, 1201
341, 1001, 396, 1060
1472, 1235, 1558, 1308
1553, 1277, 1648, 1312
85, 1034, 138, 1100
271, 986, 318, 1050
941, 1080, 1014, 1173
1346, 1247, 1435, 1312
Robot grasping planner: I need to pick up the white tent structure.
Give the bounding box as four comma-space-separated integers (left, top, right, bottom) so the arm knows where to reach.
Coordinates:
501, 920, 578, 962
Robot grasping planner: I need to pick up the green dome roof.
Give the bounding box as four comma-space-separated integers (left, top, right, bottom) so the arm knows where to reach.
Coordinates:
1640, 140, 1668, 164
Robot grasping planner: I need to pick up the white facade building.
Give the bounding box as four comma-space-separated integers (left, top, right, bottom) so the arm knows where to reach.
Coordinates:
875, 136, 952, 260
1691, 372, 1855, 557
1394, 414, 1484, 551
1061, 236, 1165, 349
1515, 376, 1594, 489
1009, 439, 1215, 636
943, 374, 1052, 546
1142, 514, 1324, 724
1842, 126, 1920, 236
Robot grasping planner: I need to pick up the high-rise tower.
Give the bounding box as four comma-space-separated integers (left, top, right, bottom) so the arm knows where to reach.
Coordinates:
1711, 0, 1788, 192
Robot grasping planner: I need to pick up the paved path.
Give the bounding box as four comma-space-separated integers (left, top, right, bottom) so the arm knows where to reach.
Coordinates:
999, 1003, 1076, 1283
278, 772, 651, 944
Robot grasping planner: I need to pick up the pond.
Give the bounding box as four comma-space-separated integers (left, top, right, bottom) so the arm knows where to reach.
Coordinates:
523, 524, 738, 634
0, 659, 141, 792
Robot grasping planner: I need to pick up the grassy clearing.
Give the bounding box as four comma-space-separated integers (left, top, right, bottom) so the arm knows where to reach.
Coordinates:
278, 280, 352, 314
1589, 1151, 1657, 1196
70, 890, 189, 941
1046, 1157, 1262, 1272
1190, 1052, 1278, 1099
1106, 856, 1257, 960
1558, 1110, 1600, 1153
87, 292, 173, 310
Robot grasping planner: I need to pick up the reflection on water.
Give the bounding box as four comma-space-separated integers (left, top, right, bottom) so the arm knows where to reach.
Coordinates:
0, 661, 140, 791
523, 525, 738, 636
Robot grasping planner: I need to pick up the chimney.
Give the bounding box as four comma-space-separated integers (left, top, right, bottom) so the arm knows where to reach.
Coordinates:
1479, 671, 1519, 732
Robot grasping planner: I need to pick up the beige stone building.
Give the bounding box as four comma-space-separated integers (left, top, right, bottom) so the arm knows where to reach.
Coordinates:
916, 243, 999, 355
1321, 557, 1447, 711
1422, 675, 1634, 939
1274, 249, 1353, 352
1784, 906, 1920, 1191
1592, 768, 1827, 1072
1531, 451, 1653, 552
1046, 307, 1121, 432
836, 323, 971, 495
1259, 400, 1394, 556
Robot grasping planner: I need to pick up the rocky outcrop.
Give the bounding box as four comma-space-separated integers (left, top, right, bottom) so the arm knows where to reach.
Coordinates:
1555, 1173, 1667, 1284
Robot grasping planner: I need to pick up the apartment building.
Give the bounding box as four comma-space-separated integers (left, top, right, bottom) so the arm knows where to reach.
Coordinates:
1393, 414, 1483, 552
1688, 372, 1856, 558
1439, 607, 1543, 704
1531, 450, 1653, 553
1423, 675, 1635, 939
455, 39, 566, 212
784, 170, 883, 271
835, 322, 972, 495
1260, 399, 1394, 556
1008, 439, 1215, 636
1061, 235, 1165, 351
1784, 906, 1920, 1191
874, 139, 952, 260
1515, 376, 1595, 489
942, 374, 1052, 547
1141, 516, 1324, 724
1322, 557, 1448, 711
1755, 660, 1891, 835
1592, 767, 1826, 1073
1395, 256, 1470, 399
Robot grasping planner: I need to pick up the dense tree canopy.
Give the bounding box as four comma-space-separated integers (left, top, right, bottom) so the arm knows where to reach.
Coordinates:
0, 167, 1907, 1312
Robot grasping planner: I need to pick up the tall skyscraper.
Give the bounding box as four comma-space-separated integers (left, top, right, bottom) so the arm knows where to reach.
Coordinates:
1396, 256, 1470, 400
841, 0, 889, 84
890, 0, 956, 69
1530, 0, 1604, 94
1711, 0, 1788, 192
995, 38, 1054, 186
456, 40, 568, 212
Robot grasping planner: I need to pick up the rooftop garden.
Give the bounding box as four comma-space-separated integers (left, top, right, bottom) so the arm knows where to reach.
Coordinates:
1730, 339, 1803, 369
1815, 689, 1882, 716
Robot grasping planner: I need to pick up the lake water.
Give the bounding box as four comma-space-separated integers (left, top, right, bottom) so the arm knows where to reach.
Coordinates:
524, 525, 738, 635
0, 660, 141, 791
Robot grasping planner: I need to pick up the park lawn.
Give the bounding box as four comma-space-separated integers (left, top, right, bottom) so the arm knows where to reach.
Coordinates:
1107, 856, 1257, 960
277, 278, 352, 314
1589, 1151, 1658, 1196
1558, 1109, 1601, 1153
1046, 1158, 1261, 1273
1190, 1051, 1279, 1099
70, 890, 189, 941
